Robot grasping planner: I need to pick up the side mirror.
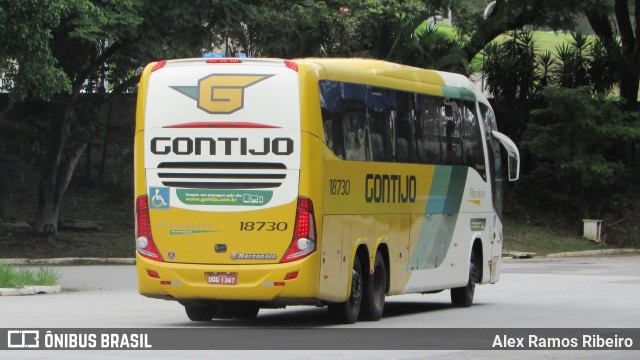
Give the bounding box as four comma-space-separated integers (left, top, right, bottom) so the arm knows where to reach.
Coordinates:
491, 131, 520, 181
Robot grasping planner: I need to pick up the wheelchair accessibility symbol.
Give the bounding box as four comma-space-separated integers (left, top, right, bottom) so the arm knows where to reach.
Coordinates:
150, 187, 170, 209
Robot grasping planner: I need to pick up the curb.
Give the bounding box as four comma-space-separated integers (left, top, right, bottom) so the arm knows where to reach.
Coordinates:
0, 285, 62, 296
545, 248, 640, 258
504, 249, 640, 259
0, 258, 135, 266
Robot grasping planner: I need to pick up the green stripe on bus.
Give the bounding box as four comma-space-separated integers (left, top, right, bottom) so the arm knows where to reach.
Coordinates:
411, 166, 468, 270
426, 166, 451, 214
443, 166, 468, 214
426, 166, 467, 214
440, 86, 476, 101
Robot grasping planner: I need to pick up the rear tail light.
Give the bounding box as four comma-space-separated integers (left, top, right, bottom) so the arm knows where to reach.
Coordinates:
284, 60, 298, 72
135, 195, 164, 261
151, 60, 167, 72
281, 196, 316, 263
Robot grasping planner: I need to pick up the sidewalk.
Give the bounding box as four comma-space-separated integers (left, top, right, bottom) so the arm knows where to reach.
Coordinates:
545, 248, 640, 258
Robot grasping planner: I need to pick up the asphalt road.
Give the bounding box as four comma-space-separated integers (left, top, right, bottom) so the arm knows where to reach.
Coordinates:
1, 255, 639, 359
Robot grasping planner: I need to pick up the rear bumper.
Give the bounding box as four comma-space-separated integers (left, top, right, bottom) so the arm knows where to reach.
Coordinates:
136, 253, 320, 303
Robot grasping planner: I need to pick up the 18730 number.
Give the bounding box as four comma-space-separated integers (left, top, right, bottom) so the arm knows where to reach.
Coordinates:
329, 178, 350, 196
239, 222, 288, 231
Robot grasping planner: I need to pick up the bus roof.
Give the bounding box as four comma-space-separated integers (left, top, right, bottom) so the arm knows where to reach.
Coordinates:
295, 58, 488, 105
153, 57, 488, 105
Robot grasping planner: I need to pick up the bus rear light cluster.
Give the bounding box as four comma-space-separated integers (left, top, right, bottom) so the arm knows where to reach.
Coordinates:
151, 60, 167, 72
284, 60, 298, 72
136, 195, 164, 261
281, 196, 316, 263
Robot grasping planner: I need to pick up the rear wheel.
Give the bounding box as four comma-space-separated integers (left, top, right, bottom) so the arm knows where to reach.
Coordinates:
216, 302, 260, 320
360, 251, 386, 321
451, 251, 478, 307
328, 255, 363, 324
185, 303, 217, 322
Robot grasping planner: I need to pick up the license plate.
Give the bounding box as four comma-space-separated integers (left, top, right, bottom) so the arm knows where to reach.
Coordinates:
206, 272, 237, 285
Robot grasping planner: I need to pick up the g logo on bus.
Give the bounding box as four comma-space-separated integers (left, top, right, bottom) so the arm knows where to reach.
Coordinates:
171, 74, 273, 114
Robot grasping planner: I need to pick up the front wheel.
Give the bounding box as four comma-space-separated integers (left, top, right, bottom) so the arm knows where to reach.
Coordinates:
451, 251, 478, 307
328, 256, 363, 324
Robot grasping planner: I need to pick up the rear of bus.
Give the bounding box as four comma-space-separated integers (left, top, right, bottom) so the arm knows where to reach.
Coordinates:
134, 59, 321, 314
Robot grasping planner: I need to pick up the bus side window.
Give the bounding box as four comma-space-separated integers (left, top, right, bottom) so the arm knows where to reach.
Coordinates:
415, 94, 442, 165
480, 103, 503, 216
395, 91, 415, 163
442, 98, 463, 165
340, 83, 368, 161
461, 101, 486, 177
322, 109, 346, 159
319, 80, 346, 159
342, 111, 367, 161
366, 87, 394, 162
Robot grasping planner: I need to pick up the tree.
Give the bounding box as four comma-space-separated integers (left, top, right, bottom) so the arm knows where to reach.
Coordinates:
482, 30, 538, 136
346, 0, 438, 60
234, 0, 341, 57
402, 27, 468, 71
0, 0, 254, 242
483, 28, 625, 139
236, 0, 459, 65
0, 1, 73, 100
230, 0, 429, 58
585, 0, 640, 111
453, 0, 639, 111
523, 87, 640, 217
455, 0, 589, 64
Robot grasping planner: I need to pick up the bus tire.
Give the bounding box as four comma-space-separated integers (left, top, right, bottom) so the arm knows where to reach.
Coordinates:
231, 305, 260, 319
451, 251, 478, 307
185, 303, 217, 321
216, 302, 260, 320
328, 256, 363, 324
360, 251, 386, 321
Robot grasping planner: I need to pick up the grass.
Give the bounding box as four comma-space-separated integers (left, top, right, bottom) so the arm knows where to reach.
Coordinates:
0, 262, 60, 288
434, 23, 577, 55
436, 23, 640, 101
503, 220, 604, 256
528, 30, 576, 55
433, 23, 579, 74
433, 23, 583, 72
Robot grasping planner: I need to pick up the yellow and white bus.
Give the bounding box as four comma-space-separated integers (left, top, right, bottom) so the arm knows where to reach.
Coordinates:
134, 58, 520, 323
